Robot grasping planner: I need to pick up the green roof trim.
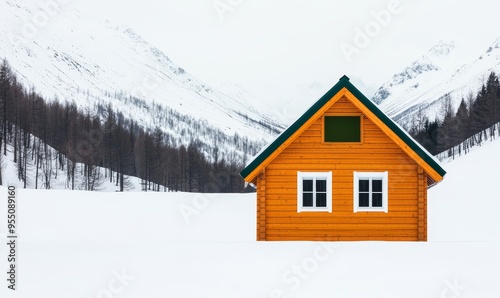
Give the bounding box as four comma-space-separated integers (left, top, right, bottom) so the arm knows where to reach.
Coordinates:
240, 75, 446, 180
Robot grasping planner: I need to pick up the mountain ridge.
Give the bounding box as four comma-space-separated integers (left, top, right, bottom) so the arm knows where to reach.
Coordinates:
0, 0, 284, 161
372, 38, 500, 125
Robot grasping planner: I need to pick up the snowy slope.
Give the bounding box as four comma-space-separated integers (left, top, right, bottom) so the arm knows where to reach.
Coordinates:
1, 140, 145, 191
372, 41, 462, 120
246, 81, 333, 124
373, 39, 500, 124
0, 0, 283, 153
429, 138, 500, 241
1, 137, 499, 297
222, 77, 378, 125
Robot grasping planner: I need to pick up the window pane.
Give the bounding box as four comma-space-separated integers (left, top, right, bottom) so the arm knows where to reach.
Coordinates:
359, 193, 369, 207
372, 193, 383, 207
303, 179, 313, 192
316, 179, 327, 192
303, 193, 313, 207
359, 179, 369, 192
316, 193, 327, 207
372, 179, 383, 192
324, 116, 361, 142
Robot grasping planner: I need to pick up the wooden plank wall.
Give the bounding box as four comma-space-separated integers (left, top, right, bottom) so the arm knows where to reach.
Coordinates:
256, 171, 266, 240
417, 166, 427, 241
262, 96, 422, 241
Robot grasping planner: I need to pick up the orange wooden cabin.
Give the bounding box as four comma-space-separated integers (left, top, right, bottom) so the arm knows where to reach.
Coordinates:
240, 76, 446, 241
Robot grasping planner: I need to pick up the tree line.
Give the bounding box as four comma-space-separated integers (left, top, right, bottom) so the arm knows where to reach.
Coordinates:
0, 59, 253, 192
408, 72, 500, 158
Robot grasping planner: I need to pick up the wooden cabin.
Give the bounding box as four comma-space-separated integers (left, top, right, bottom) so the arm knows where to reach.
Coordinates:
240, 76, 446, 241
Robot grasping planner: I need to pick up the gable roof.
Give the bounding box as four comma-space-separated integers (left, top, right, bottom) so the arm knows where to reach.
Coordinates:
240, 75, 446, 185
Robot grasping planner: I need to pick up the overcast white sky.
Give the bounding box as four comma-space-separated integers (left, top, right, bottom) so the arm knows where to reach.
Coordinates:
68, 0, 500, 92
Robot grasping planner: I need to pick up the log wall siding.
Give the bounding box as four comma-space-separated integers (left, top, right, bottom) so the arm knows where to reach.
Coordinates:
417, 166, 427, 241
256, 171, 266, 240
260, 96, 425, 241
424, 174, 428, 240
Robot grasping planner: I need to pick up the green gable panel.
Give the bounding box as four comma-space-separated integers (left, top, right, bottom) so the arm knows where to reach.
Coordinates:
240, 75, 446, 180
324, 116, 360, 142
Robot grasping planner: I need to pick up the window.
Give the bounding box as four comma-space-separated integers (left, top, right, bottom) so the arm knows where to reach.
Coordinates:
353, 172, 388, 213
297, 172, 332, 213
324, 115, 361, 143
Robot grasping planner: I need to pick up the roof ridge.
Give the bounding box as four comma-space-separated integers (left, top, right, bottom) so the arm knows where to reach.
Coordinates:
240, 76, 446, 183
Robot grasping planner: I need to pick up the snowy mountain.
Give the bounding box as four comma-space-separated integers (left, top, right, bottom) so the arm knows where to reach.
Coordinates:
257, 81, 331, 124
372, 41, 462, 121
216, 81, 289, 125
0, 0, 284, 159
233, 78, 378, 125
372, 39, 500, 125
349, 76, 378, 99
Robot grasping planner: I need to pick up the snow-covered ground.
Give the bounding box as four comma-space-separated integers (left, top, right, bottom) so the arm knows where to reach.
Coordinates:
1, 140, 499, 297
429, 138, 500, 242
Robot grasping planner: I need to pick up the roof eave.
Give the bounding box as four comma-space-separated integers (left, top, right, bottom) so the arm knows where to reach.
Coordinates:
240, 76, 446, 183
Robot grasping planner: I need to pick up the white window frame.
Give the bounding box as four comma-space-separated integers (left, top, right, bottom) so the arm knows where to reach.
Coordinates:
297, 171, 332, 213
353, 171, 388, 213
